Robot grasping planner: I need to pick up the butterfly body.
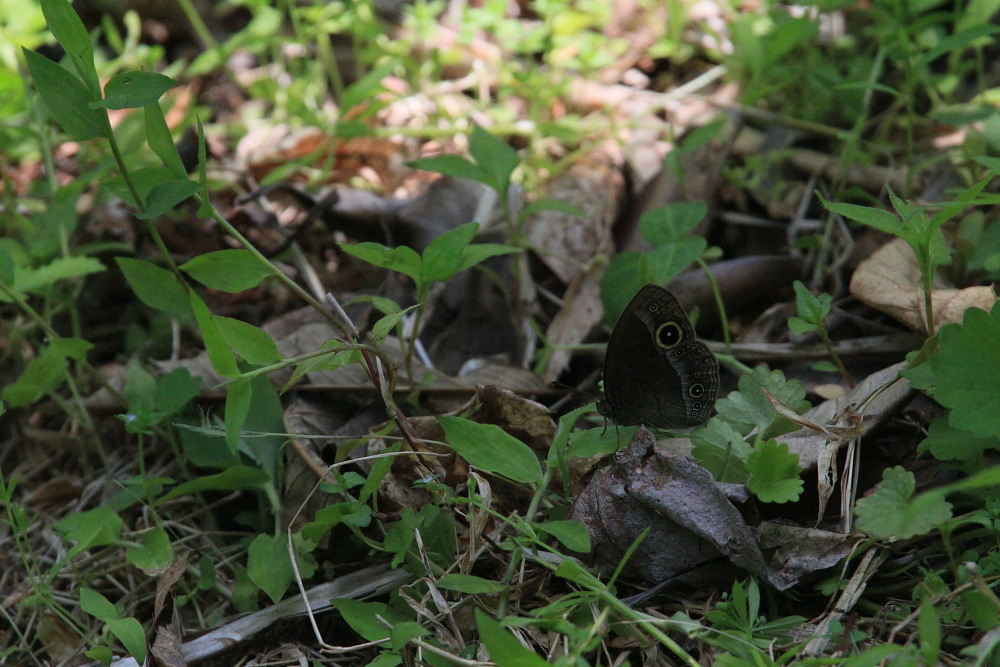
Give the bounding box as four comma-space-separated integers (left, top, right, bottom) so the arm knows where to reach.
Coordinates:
598, 285, 719, 428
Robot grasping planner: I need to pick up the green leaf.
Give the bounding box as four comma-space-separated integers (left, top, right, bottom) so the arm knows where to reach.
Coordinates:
536, 520, 591, 553
331, 598, 411, 642
5, 256, 105, 300
23, 49, 104, 141
215, 317, 282, 365
40, 0, 99, 92
436, 574, 506, 594
126, 526, 173, 572
1, 340, 86, 407
389, 621, 430, 651
144, 102, 186, 178
91, 71, 177, 110
917, 599, 941, 665
115, 257, 189, 315
469, 123, 520, 196
855, 466, 953, 539
792, 280, 831, 325
135, 179, 202, 219
566, 424, 631, 459
439, 416, 542, 483
917, 417, 1000, 461
713, 367, 809, 439
407, 154, 488, 183
475, 609, 550, 667
338, 242, 421, 282
926, 303, 1000, 438
247, 534, 294, 603
517, 197, 585, 224
819, 194, 903, 236
788, 316, 818, 335
153, 367, 202, 415
690, 418, 751, 483
455, 242, 521, 275
181, 249, 274, 293
421, 222, 479, 284
225, 378, 252, 454
158, 465, 272, 503
189, 292, 239, 377
56, 506, 124, 554
106, 616, 147, 662
746, 440, 803, 503
301, 501, 373, 542
0, 245, 14, 284
639, 202, 708, 246
79, 587, 117, 621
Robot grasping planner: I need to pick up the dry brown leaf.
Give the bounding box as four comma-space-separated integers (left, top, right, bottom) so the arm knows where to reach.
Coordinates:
850, 237, 997, 331
541, 269, 604, 384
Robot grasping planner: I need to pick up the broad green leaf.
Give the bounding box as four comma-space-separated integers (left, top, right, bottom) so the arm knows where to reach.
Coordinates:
115, 257, 189, 315
23, 49, 104, 141
475, 609, 550, 667
105, 166, 176, 209
301, 502, 373, 543
79, 587, 117, 621
181, 249, 273, 293
421, 222, 479, 284
153, 367, 202, 415
145, 102, 186, 178
215, 317, 281, 365
639, 202, 707, 246
55, 506, 123, 555
927, 303, 1000, 438
536, 520, 591, 553
126, 526, 173, 572
1, 340, 90, 407
189, 292, 239, 377
135, 179, 201, 219
439, 416, 542, 483
855, 466, 953, 538
389, 621, 430, 651
106, 617, 147, 662
247, 534, 294, 603
792, 280, 831, 325
436, 574, 506, 594
566, 424, 632, 459
713, 367, 809, 439
338, 242, 421, 282
331, 598, 411, 642
91, 71, 177, 110
746, 440, 803, 503
917, 417, 1000, 461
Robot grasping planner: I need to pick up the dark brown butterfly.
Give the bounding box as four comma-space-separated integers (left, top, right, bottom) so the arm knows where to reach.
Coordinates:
598, 285, 719, 428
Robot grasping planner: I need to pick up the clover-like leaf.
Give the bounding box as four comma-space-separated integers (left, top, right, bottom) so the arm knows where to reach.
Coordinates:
747, 440, 803, 503
855, 466, 953, 539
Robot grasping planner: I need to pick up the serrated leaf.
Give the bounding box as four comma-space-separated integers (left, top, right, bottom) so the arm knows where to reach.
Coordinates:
855, 466, 953, 538
116, 257, 189, 315
917, 416, 1000, 461
439, 416, 542, 483
91, 71, 176, 110
690, 417, 751, 483
927, 303, 1000, 438
713, 367, 809, 438
23, 49, 104, 141
747, 440, 803, 503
